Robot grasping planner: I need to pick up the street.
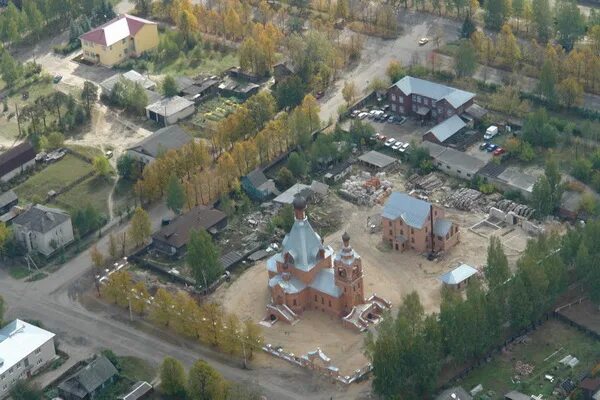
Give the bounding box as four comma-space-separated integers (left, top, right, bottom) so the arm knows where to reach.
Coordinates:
0, 202, 347, 400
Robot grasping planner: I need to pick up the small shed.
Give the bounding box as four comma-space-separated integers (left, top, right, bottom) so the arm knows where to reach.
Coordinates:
145, 96, 195, 126
241, 168, 280, 201
436, 386, 472, 400
423, 115, 467, 145
504, 391, 531, 400
440, 264, 478, 289
358, 151, 397, 170
324, 161, 352, 184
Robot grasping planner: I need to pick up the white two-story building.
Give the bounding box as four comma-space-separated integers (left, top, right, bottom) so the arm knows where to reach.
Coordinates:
0, 319, 56, 399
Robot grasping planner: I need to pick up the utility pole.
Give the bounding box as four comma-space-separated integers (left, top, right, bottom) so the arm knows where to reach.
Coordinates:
15, 103, 22, 137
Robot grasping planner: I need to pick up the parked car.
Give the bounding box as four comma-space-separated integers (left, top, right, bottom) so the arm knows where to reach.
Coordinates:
418, 37, 429, 46
382, 104, 390, 111
399, 142, 410, 153
486, 144, 498, 152
378, 135, 387, 141
315, 91, 324, 99
351, 110, 360, 118
387, 116, 395, 123
493, 147, 506, 156
105, 150, 113, 159
479, 142, 489, 150
358, 112, 368, 119
392, 142, 403, 150
384, 138, 396, 147
396, 116, 407, 125
53, 75, 62, 84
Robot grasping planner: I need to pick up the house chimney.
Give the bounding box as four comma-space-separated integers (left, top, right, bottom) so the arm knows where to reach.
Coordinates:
293, 196, 307, 220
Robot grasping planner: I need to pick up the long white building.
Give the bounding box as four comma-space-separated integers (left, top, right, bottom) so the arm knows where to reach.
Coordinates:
0, 320, 56, 399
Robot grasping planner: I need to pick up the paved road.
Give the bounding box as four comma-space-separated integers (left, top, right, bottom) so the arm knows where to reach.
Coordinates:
0, 202, 346, 399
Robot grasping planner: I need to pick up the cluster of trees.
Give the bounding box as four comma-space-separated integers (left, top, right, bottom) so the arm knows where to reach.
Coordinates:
159, 356, 264, 400
368, 231, 569, 398
132, 94, 320, 210
0, 0, 114, 46
101, 270, 263, 360
107, 78, 149, 115
530, 158, 563, 217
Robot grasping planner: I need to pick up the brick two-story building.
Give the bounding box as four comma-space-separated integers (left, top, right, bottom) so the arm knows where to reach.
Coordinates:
382, 192, 459, 253
387, 76, 475, 123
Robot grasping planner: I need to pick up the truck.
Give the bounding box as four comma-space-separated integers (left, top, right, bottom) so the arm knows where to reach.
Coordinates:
484, 125, 499, 140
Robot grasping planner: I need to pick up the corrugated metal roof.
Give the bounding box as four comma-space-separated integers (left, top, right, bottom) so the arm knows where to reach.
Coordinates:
382, 192, 431, 229
145, 96, 194, 116
393, 76, 475, 108
358, 150, 397, 169
127, 125, 192, 159
281, 218, 325, 271
426, 115, 466, 143
440, 264, 478, 285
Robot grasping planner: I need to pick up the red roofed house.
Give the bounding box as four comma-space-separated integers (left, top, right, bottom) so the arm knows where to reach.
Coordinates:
80, 14, 159, 67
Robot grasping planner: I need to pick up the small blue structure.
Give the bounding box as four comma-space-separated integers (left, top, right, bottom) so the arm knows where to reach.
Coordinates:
241, 168, 279, 202
440, 263, 478, 289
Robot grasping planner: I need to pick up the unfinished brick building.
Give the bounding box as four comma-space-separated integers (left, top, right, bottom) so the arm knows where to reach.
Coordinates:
266, 197, 390, 331
381, 192, 459, 253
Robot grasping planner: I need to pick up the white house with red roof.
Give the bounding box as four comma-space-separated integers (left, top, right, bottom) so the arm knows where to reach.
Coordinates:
79, 14, 159, 67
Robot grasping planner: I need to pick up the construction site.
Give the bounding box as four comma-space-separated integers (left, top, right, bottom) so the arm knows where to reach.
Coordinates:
208, 157, 567, 378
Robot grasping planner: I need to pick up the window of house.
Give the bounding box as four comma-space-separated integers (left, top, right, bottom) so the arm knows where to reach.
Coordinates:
438, 235, 443, 241
8, 368, 12, 374
321, 297, 324, 305
344, 287, 347, 292
388, 220, 392, 227
467, 173, 471, 177
400, 229, 403, 235
358, 282, 361, 288
293, 299, 297, 306
391, 93, 396, 101
398, 96, 403, 104
411, 237, 414, 243
389, 229, 392, 235
411, 228, 414, 234
425, 227, 428, 233
395, 243, 398, 250
328, 300, 331, 307
353, 286, 355, 292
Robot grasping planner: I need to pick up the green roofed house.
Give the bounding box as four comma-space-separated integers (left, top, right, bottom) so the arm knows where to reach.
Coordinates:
58, 356, 118, 400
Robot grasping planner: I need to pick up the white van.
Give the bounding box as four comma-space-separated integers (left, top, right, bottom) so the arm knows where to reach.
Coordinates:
484, 125, 499, 140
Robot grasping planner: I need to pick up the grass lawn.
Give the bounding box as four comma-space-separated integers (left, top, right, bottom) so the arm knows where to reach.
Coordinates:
152, 49, 238, 77
67, 144, 104, 160
7, 265, 31, 279
50, 175, 114, 217
113, 178, 137, 216
119, 356, 157, 382
14, 155, 93, 202
460, 320, 600, 399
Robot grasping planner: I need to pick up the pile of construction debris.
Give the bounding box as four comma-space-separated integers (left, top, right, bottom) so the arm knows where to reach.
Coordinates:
339, 172, 393, 206
408, 173, 444, 191
493, 199, 535, 219
514, 361, 534, 377
446, 188, 483, 211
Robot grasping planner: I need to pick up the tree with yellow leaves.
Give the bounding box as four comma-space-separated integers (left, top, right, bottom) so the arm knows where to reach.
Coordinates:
498, 24, 520, 70
101, 270, 132, 307
150, 288, 174, 326
90, 245, 104, 272
129, 207, 151, 248
199, 302, 223, 347
130, 281, 149, 315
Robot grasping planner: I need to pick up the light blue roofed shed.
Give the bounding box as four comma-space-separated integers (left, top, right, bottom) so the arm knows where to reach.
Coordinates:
440, 263, 478, 288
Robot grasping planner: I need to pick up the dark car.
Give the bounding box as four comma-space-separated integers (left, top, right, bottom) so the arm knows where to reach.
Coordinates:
396, 116, 407, 125
479, 142, 489, 150
486, 144, 498, 152
53, 75, 63, 84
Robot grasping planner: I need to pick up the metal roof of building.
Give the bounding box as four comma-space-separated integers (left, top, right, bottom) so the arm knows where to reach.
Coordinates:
12, 204, 70, 234
382, 192, 431, 229
358, 150, 397, 169
280, 217, 325, 271
309, 268, 342, 298
145, 96, 194, 116
119, 381, 153, 400
497, 167, 538, 194
273, 183, 312, 205
420, 141, 485, 174
0, 190, 17, 209
152, 205, 226, 249
80, 14, 156, 46
0, 142, 36, 178
426, 115, 466, 143
393, 76, 475, 108
269, 274, 307, 294
59, 356, 118, 398
440, 264, 478, 285
433, 218, 453, 236
0, 319, 55, 376
436, 386, 473, 400
127, 125, 192, 159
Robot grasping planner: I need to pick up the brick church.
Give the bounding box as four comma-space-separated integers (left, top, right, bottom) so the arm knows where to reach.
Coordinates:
266, 197, 390, 331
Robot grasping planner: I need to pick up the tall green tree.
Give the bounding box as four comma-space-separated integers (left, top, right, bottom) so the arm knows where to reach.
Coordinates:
162, 75, 179, 97
81, 81, 98, 115
1, 52, 22, 86
166, 174, 185, 214
160, 357, 187, 398
187, 359, 227, 400
9, 380, 43, 400
532, 0, 553, 42
508, 274, 533, 332
555, 0, 585, 50
186, 230, 223, 289
485, 236, 510, 290
484, 0, 511, 30
454, 39, 478, 77
286, 152, 306, 178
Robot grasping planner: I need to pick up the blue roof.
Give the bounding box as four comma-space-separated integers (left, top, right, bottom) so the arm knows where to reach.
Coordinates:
440, 264, 478, 285
382, 192, 431, 229
433, 218, 453, 236
426, 115, 466, 143
393, 76, 475, 108
309, 268, 342, 298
